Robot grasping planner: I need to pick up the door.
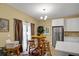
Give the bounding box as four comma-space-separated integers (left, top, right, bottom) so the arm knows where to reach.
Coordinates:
22, 22, 31, 52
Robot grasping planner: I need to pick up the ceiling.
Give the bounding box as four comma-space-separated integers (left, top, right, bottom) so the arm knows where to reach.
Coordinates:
8, 3, 79, 20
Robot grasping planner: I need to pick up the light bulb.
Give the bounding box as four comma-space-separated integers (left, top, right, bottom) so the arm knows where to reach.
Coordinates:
40, 16, 43, 19
44, 16, 47, 20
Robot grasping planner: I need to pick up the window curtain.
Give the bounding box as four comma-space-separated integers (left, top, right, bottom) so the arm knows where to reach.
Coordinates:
31, 23, 35, 35
14, 19, 23, 52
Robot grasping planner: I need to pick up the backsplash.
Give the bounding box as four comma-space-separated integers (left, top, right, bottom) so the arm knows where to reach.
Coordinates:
64, 31, 79, 37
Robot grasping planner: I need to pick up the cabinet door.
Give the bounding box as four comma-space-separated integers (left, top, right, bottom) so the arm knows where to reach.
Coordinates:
64, 18, 79, 31
52, 18, 64, 26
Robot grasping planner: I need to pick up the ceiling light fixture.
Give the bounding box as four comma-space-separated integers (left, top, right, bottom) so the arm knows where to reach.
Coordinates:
40, 16, 43, 19
44, 15, 47, 20
40, 9, 48, 20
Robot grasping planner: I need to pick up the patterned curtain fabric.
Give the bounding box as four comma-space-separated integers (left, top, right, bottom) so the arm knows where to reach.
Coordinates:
31, 23, 35, 35
14, 19, 23, 52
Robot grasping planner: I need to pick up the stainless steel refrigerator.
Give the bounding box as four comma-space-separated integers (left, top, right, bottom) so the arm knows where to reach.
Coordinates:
52, 26, 64, 48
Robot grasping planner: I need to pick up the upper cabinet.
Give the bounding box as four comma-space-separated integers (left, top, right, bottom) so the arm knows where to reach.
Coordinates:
52, 17, 79, 31
64, 18, 79, 31
52, 18, 64, 26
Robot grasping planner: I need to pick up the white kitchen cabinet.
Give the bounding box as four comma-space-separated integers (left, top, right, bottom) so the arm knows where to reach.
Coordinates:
64, 18, 79, 31
52, 18, 64, 26
55, 41, 79, 55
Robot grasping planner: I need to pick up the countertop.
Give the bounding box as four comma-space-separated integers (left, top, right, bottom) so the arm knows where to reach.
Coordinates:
55, 41, 79, 55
